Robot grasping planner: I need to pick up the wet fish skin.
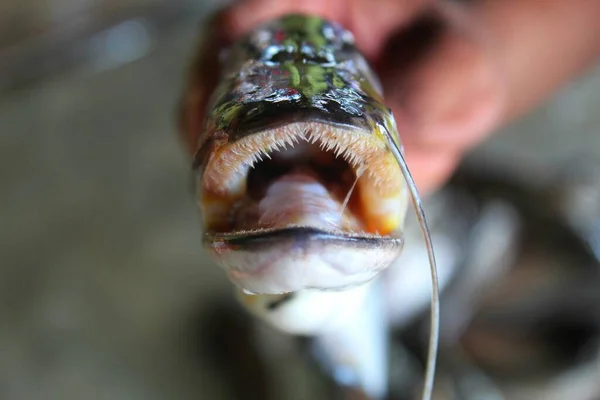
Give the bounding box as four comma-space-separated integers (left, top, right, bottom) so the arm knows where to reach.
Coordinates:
194, 13, 401, 171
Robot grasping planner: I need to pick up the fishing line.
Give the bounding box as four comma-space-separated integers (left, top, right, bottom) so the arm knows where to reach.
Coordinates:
340, 165, 365, 220
384, 133, 440, 400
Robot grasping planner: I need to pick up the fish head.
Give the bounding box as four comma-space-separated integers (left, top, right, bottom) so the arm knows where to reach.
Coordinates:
188, 14, 409, 294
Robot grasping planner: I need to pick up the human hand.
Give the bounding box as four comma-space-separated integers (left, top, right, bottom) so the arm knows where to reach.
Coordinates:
180, 0, 600, 195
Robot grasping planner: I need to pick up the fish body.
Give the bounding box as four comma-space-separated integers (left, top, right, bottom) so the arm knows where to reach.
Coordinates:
190, 14, 409, 295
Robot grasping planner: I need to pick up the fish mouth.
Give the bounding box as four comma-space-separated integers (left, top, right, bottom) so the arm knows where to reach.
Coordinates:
199, 121, 408, 293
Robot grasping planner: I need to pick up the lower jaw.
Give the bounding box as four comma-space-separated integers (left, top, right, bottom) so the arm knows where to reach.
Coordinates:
205, 226, 403, 295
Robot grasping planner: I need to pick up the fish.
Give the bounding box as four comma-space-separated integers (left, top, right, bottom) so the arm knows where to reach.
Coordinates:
179, 13, 440, 400
188, 13, 409, 295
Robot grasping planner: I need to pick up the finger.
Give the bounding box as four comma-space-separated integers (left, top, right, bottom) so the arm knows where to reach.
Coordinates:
349, 0, 430, 59
224, 0, 430, 59
381, 3, 507, 154
403, 147, 462, 196
475, 0, 600, 122
223, 0, 347, 38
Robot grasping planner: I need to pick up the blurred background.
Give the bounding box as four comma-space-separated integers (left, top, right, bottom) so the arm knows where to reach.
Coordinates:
1, 1, 599, 399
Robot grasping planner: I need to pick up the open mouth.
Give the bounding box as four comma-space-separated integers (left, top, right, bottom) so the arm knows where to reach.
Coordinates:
200, 121, 408, 238
198, 122, 407, 294
232, 141, 365, 233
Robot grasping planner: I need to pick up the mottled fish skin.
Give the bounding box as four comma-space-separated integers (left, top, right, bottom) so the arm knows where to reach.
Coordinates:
193, 14, 402, 171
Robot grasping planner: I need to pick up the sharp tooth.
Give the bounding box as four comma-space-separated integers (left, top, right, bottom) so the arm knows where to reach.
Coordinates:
333, 144, 343, 158
347, 152, 359, 168
341, 149, 349, 161
247, 154, 258, 168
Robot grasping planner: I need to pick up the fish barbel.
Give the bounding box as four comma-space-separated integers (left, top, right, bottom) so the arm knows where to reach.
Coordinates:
185, 14, 411, 295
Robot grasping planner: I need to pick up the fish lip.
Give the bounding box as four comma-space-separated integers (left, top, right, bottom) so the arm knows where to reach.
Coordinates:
204, 226, 403, 250
203, 227, 404, 294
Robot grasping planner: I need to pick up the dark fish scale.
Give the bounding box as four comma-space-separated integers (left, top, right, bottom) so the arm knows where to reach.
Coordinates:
196, 14, 401, 170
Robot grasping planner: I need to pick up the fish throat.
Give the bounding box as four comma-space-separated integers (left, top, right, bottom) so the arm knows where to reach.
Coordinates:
240, 142, 363, 232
